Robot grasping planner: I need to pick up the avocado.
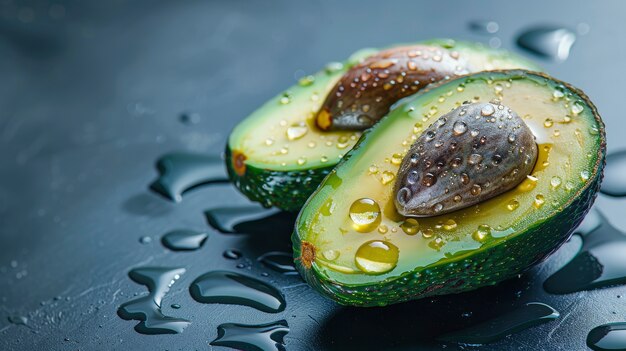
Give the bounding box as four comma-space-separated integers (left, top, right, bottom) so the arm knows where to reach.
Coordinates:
226, 39, 540, 211
293, 70, 606, 306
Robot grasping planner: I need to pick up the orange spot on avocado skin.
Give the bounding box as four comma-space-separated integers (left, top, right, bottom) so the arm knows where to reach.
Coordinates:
300, 241, 316, 269
232, 150, 247, 176
316, 108, 332, 131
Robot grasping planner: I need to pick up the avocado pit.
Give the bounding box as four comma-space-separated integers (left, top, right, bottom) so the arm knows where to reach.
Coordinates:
394, 101, 538, 217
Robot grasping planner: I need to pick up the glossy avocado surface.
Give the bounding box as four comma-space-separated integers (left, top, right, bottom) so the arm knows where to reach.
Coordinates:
226, 39, 540, 211
293, 70, 606, 306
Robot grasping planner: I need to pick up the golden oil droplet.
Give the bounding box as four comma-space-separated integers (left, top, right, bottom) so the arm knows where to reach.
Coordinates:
517, 175, 538, 192
349, 198, 381, 233
400, 218, 420, 235
506, 199, 520, 211
355, 240, 399, 274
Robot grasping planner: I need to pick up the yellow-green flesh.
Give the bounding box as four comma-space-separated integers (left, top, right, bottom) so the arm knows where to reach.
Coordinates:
298, 72, 602, 285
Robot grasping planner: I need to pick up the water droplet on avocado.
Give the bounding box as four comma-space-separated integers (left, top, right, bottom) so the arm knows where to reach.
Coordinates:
473, 224, 492, 243
355, 240, 399, 274
438, 302, 559, 344
442, 219, 457, 231
601, 151, 626, 197
545, 209, 626, 294
422, 173, 437, 187
8, 315, 28, 326
516, 26, 576, 61
544, 118, 554, 128
468, 154, 483, 165
587, 322, 626, 351
117, 267, 190, 334
279, 93, 292, 105
322, 249, 340, 261
470, 184, 482, 196
452, 121, 468, 135
161, 229, 208, 251
550, 176, 562, 189
258, 252, 297, 275
286, 124, 308, 140
211, 320, 289, 351
533, 194, 546, 208
400, 218, 420, 235
190, 271, 286, 313
349, 198, 381, 232
381, 171, 395, 185
480, 104, 495, 116
150, 153, 227, 202
506, 199, 520, 211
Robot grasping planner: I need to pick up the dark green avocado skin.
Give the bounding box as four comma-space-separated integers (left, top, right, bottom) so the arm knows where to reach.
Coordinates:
291, 70, 606, 307
225, 147, 333, 212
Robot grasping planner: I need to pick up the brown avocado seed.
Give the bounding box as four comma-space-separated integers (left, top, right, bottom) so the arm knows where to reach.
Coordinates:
316, 45, 470, 131
394, 101, 538, 217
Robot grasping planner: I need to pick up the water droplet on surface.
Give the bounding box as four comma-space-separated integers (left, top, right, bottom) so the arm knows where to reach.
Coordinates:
587, 322, 626, 351
433, 203, 444, 213
298, 75, 315, 86
391, 153, 403, 165
438, 302, 559, 344
469, 154, 483, 165
205, 206, 297, 235
544, 118, 554, 128
161, 229, 208, 251
8, 315, 28, 326
442, 219, 457, 231
150, 153, 227, 202
422, 173, 437, 187
211, 320, 289, 351
506, 199, 520, 211
406, 170, 419, 184
355, 240, 399, 274
179, 112, 200, 125
349, 198, 381, 232
473, 224, 492, 242
400, 218, 420, 235
139, 236, 152, 244
471, 184, 482, 196
381, 171, 395, 185
469, 20, 500, 34
550, 176, 562, 189
258, 252, 297, 275
190, 271, 286, 313
322, 250, 340, 261
117, 267, 190, 334
223, 249, 242, 260
516, 26, 576, 61
453, 121, 468, 135
534, 194, 545, 208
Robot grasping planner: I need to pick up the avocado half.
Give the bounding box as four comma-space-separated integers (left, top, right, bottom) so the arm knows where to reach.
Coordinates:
293, 70, 606, 307
226, 39, 540, 211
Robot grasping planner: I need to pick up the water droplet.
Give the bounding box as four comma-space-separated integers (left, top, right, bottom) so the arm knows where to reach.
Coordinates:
320, 156, 329, 163
150, 153, 227, 203
453, 195, 462, 202
451, 157, 462, 168
118, 267, 190, 334
325, 62, 344, 74
279, 93, 292, 105
422, 173, 437, 187
258, 252, 297, 275
581, 170, 590, 181
508, 133, 516, 143
139, 236, 152, 244
170, 304, 181, 309
286, 124, 308, 141
349, 198, 381, 232
587, 323, 626, 351
471, 184, 482, 196
600, 151, 626, 197
265, 138, 275, 146
492, 154, 503, 165
470, 129, 480, 137
322, 250, 340, 261
425, 130, 436, 141
506, 199, 520, 211
473, 224, 492, 243
544, 118, 554, 128
469, 154, 483, 165
161, 230, 208, 251
406, 170, 419, 185
223, 249, 242, 260
391, 153, 403, 165
368, 165, 379, 174
453, 121, 468, 135
377, 224, 388, 234
355, 240, 399, 274
211, 320, 289, 351
461, 173, 470, 185
298, 75, 315, 86
297, 157, 307, 166
190, 271, 286, 313
442, 219, 457, 231
469, 20, 500, 34
516, 26, 576, 61
533, 194, 545, 208
337, 135, 350, 149
550, 176, 562, 189
205, 206, 296, 235
481, 104, 495, 116
439, 302, 559, 344
400, 218, 420, 235
8, 315, 28, 326
381, 171, 395, 185
433, 203, 444, 213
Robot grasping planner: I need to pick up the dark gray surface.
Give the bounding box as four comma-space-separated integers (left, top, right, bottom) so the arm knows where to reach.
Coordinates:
1, 0, 625, 350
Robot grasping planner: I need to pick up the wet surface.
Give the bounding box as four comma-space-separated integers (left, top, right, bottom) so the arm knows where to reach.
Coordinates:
2, 0, 626, 350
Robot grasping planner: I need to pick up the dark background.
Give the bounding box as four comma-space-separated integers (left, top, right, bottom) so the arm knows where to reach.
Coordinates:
1, 0, 625, 350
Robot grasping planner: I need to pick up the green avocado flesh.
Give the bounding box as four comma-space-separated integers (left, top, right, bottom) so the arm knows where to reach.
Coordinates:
226, 39, 540, 211
293, 70, 605, 307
